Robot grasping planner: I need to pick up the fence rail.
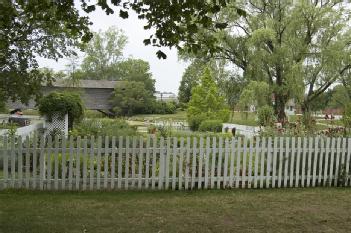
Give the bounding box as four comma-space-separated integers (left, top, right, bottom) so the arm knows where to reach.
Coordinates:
0, 135, 351, 191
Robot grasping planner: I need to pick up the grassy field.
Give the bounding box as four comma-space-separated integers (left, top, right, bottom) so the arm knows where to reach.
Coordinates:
1, 188, 351, 233
229, 111, 258, 126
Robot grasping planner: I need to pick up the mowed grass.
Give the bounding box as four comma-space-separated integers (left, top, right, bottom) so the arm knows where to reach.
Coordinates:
1, 188, 351, 233
229, 111, 258, 126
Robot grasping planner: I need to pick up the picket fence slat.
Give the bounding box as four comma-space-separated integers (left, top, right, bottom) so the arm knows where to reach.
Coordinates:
39, 136, 45, 190
235, 138, 241, 188
312, 137, 318, 187
254, 137, 260, 188
131, 137, 136, 188
172, 137, 178, 190
323, 138, 330, 187
243, 138, 248, 188
25, 136, 30, 189
1, 135, 351, 191
118, 136, 123, 189
260, 137, 265, 188
289, 137, 295, 188
204, 137, 210, 189
165, 137, 171, 190
223, 138, 229, 188
145, 136, 151, 189
83, 137, 88, 190
329, 138, 336, 187
3, 137, 8, 189
46, 136, 52, 190
138, 137, 144, 190
248, 138, 254, 188
111, 136, 116, 189
317, 137, 324, 186
159, 137, 165, 190
301, 138, 307, 187
334, 138, 341, 187
185, 137, 190, 190
151, 136, 157, 190
346, 139, 351, 186
178, 137, 184, 190
103, 136, 109, 189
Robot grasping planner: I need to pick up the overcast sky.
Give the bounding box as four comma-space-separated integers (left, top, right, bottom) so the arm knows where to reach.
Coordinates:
37, 5, 188, 94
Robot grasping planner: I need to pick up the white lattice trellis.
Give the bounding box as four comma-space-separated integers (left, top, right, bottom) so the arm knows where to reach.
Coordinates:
44, 113, 68, 136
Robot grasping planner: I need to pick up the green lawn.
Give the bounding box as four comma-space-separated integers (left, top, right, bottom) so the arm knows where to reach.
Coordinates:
131, 111, 187, 122
1, 188, 351, 233
229, 111, 258, 126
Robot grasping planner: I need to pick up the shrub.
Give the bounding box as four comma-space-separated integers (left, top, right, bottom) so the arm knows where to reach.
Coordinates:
188, 114, 206, 131
151, 101, 177, 114
38, 91, 84, 129
70, 118, 138, 138
198, 120, 223, 132
257, 105, 275, 127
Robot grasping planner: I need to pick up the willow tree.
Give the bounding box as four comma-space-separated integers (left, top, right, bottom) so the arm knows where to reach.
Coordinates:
176, 0, 351, 123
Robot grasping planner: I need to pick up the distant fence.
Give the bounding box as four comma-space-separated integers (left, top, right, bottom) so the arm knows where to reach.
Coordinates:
153, 121, 190, 131
0, 135, 351, 191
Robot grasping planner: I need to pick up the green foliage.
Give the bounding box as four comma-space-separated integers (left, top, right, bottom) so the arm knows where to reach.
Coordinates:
84, 110, 105, 119
187, 67, 230, 131
38, 92, 85, 129
81, 26, 127, 80
1, 1, 92, 106
70, 118, 137, 138
178, 60, 207, 104
199, 120, 223, 132
112, 59, 155, 93
238, 81, 270, 111
328, 85, 350, 109
175, 1, 351, 122
152, 101, 177, 115
111, 81, 155, 116
342, 103, 351, 129
257, 105, 275, 127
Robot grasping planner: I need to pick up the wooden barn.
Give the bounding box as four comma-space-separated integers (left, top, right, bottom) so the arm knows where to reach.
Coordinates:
8, 79, 121, 111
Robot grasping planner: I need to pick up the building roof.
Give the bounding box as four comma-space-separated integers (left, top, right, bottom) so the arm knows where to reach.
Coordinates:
49, 79, 121, 89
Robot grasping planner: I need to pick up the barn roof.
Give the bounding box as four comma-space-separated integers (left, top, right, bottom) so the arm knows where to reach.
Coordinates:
49, 79, 121, 89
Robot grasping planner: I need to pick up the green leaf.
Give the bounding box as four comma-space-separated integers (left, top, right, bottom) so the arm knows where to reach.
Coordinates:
119, 10, 129, 19
143, 39, 151, 45
156, 50, 167, 59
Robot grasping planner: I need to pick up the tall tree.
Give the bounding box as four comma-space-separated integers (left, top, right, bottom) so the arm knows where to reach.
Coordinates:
178, 60, 207, 104
81, 26, 127, 80
178, 58, 243, 107
173, 1, 351, 123
1, 0, 92, 107
187, 67, 230, 130
111, 81, 155, 116
112, 58, 155, 93
328, 85, 350, 109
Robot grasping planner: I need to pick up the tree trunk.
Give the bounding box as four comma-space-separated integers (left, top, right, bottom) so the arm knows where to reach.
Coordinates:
274, 93, 287, 124
301, 101, 314, 130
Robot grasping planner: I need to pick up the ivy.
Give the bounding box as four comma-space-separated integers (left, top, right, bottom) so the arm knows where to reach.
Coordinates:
38, 92, 85, 129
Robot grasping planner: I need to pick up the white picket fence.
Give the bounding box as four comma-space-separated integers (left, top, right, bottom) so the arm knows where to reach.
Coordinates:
0, 135, 351, 191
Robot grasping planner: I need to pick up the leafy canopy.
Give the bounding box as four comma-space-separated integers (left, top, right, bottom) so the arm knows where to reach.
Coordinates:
81, 26, 127, 80
1, 0, 92, 106
111, 81, 155, 116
